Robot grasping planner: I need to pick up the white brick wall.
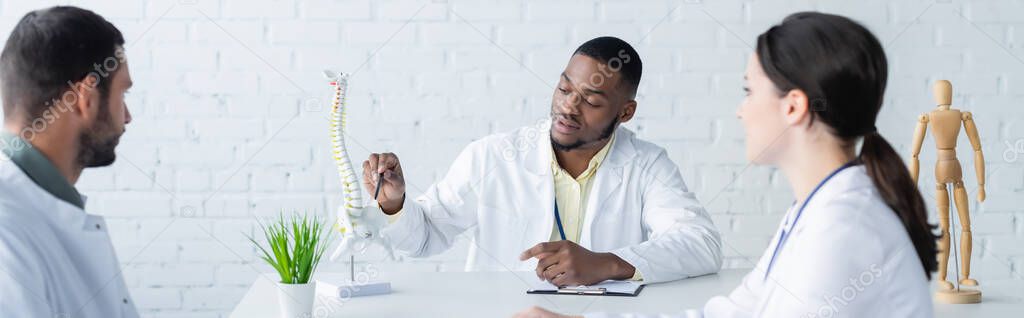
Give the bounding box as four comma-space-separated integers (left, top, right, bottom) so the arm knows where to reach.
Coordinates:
1, 0, 1022, 316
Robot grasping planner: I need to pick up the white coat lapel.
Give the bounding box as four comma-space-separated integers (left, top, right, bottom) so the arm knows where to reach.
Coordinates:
519, 124, 555, 246
580, 128, 636, 249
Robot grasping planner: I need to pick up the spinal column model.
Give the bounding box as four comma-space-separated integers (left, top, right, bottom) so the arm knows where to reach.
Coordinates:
324, 70, 393, 261
910, 80, 985, 302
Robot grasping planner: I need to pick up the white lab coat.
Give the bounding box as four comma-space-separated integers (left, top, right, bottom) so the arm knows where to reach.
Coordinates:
586, 166, 933, 318
381, 123, 723, 283
0, 156, 139, 317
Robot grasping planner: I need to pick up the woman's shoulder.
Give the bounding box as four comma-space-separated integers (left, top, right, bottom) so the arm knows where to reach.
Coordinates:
807, 188, 906, 239
800, 175, 928, 280
806, 167, 907, 233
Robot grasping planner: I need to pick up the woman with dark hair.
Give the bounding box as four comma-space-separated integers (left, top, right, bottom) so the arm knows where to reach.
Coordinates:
514, 11, 936, 318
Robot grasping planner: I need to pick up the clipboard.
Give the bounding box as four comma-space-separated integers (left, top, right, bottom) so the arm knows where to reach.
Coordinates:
527, 280, 645, 297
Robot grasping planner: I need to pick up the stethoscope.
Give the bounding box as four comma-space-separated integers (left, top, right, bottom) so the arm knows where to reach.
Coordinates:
554, 202, 567, 241
763, 161, 858, 281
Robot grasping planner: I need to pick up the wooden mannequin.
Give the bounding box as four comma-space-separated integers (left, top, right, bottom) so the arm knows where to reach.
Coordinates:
910, 80, 985, 304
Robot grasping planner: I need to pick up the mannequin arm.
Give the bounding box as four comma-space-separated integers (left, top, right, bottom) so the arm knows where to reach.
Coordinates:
909, 114, 928, 184
963, 111, 985, 201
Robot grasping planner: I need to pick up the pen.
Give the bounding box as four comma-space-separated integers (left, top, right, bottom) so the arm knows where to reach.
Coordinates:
373, 172, 384, 200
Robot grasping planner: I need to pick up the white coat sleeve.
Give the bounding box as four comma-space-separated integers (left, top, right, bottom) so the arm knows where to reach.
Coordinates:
701, 232, 778, 318
701, 270, 762, 318
578, 269, 762, 318
609, 150, 723, 283
578, 269, 765, 318
380, 140, 484, 258
0, 226, 53, 317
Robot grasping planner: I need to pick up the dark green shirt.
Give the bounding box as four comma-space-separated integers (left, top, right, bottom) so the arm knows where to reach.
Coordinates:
1, 132, 84, 209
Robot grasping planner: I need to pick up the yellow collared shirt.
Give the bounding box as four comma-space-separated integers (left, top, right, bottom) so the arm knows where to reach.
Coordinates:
549, 134, 641, 280
549, 134, 614, 243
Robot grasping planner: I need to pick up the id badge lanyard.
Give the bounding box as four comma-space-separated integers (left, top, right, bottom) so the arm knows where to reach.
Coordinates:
554, 201, 566, 241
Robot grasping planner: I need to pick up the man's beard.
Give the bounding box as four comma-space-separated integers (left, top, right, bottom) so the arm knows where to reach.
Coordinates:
77, 101, 121, 168
550, 116, 618, 151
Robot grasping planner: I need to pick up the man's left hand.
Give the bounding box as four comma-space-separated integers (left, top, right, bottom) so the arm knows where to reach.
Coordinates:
519, 240, 635, 286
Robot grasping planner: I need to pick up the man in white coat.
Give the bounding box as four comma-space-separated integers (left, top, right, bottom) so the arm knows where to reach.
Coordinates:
0, 6, 138, 317
363, 37, 722, 286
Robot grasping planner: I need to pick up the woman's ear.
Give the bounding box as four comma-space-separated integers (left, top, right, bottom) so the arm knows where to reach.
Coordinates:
781, 89, 810, 126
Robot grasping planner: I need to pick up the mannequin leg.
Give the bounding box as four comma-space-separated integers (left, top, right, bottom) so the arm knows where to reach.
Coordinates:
936, 183, 953, 290
953, 182, 978, 286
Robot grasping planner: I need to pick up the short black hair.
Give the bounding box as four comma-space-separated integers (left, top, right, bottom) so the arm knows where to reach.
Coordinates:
572, 36, 642, 98
1, 6, 125, 123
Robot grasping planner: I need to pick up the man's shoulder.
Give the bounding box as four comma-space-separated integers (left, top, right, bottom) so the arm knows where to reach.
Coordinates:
614, 127, 672, 166
0, 205, 44, 261
0, 177, 51, 237
486, 122, 548, 143
0, 201, 41, 237
459, 122, 549, 154
0, 204, 48, 309
619, 128, 666, 155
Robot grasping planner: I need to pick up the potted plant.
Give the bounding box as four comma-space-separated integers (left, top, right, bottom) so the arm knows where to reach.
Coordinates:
248, 213, 331, 318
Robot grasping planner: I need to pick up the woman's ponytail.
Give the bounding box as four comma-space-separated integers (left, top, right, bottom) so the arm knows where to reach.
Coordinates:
860, 131, 938, 279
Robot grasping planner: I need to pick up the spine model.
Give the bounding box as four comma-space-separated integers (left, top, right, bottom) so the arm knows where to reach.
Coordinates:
324, 70, 393, 262
327, 71, 363, 215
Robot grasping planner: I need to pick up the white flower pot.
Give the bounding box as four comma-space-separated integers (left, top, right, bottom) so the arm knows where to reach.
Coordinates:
276, 281, 316, 318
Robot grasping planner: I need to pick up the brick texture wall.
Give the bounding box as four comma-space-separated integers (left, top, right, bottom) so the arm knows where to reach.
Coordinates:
1, 0, 1021, 316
